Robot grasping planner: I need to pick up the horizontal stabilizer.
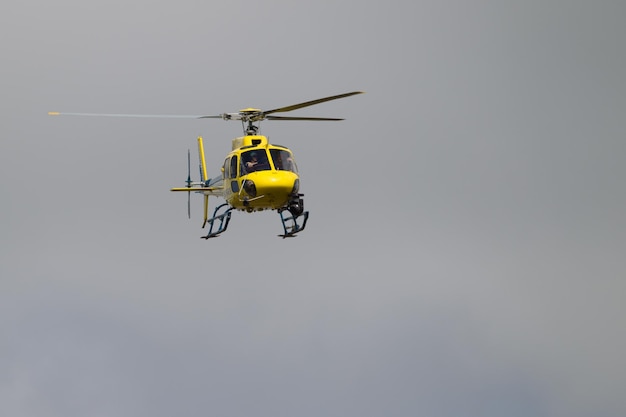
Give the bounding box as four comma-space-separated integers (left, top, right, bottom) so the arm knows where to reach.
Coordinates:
171, 187, 220, 192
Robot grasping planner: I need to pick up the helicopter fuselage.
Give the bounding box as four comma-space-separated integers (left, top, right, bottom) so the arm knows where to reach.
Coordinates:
218, 135, 301, 212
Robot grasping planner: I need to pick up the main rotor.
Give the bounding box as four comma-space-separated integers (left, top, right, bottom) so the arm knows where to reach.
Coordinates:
49, 91, 365, 136
199, 91, 364, 135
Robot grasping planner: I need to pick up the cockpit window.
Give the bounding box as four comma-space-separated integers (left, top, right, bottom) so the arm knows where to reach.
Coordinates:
241, 149, 270, 174
229, 156, 238, 178
270, 149, 297, 173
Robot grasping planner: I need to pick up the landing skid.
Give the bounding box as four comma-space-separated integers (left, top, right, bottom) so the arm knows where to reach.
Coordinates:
278, 209, 309, 238
201, 203, 233, 239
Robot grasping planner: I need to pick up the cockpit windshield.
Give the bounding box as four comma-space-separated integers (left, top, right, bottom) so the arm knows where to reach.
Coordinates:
270, 149, 298, 173
241, 149, 270, 174
241, 148, 298, 174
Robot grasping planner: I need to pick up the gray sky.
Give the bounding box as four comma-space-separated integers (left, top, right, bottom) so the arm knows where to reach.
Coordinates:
2, 1, 625, 416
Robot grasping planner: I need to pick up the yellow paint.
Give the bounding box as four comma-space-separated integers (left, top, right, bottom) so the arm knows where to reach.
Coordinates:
231, 135, 268, 151
227, 170, 298, 211
197, 136, 208, 181
48, 112, 60, 116
220, 135, 300, 211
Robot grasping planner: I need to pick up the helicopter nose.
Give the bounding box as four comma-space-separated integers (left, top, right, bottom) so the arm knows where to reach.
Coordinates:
254, 171, 298, 196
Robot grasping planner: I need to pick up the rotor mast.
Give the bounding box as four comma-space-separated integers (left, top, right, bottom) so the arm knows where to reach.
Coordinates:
244, 121, 259, 135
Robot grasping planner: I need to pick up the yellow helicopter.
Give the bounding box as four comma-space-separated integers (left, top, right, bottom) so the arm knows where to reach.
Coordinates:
49, 91, 364, 238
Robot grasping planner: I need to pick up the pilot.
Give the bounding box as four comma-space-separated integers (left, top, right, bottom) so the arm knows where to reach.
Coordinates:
285, 155, 294, 171
274, 153, 284, 170
245, 152, 258, 171
274, 153, 293, 171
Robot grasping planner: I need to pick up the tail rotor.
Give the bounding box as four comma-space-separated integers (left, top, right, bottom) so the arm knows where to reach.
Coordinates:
186, 149, 192, 218
171, 137, 221, 229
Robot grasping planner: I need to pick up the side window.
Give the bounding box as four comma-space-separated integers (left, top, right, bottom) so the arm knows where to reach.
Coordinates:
223, 158, 230, 179
229, 155, 238, 178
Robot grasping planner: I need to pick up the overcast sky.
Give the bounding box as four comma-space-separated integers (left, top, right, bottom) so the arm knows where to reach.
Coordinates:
2, 1, 625, 416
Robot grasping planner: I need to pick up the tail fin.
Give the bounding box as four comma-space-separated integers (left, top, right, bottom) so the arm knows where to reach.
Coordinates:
198, 137, 209, 227
198, 136, 208, 182
171, 137, 216, 227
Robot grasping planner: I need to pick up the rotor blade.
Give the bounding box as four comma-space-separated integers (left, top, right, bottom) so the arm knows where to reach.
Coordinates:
262, 91, 365, 116
48, 111, 205, 119
266, 116, 345, 121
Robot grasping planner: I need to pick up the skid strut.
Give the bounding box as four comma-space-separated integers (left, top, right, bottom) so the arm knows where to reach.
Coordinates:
202, 203, 233, 239
278, 209, 309, 238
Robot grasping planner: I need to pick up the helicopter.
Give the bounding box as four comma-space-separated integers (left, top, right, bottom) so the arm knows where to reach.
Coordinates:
49, 91, 364, 238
